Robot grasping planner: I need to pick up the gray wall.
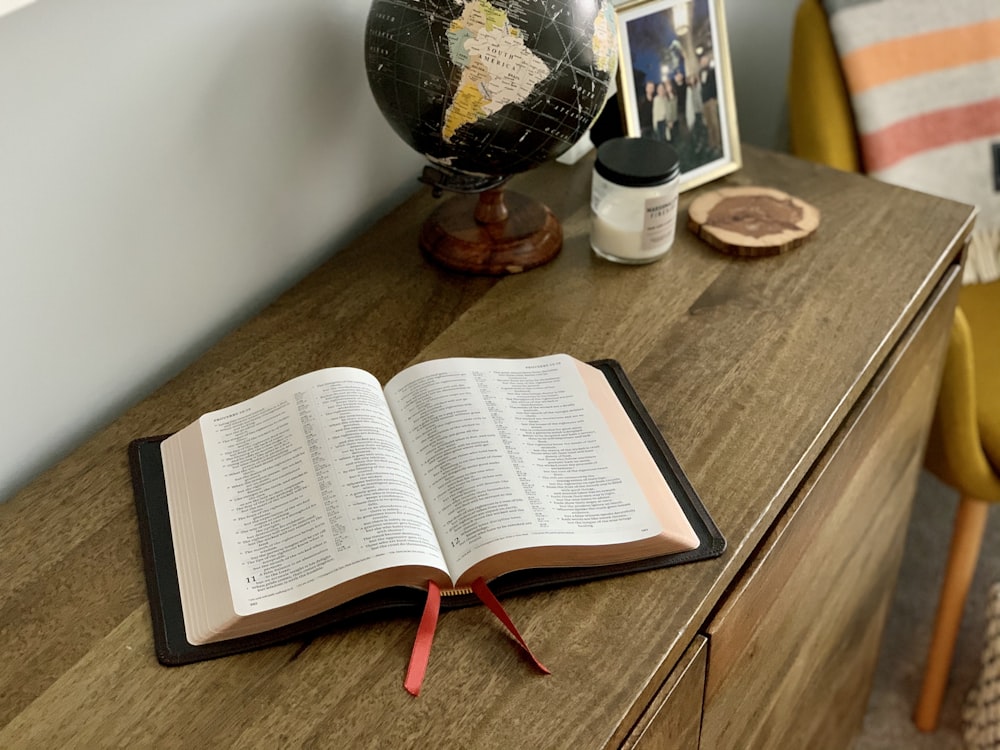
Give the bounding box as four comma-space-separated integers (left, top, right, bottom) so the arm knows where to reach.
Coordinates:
0, 0, 799, 502
728, 0, 799, 150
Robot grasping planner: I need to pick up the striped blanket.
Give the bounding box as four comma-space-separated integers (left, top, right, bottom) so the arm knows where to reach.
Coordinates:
823, 0, 1000, 284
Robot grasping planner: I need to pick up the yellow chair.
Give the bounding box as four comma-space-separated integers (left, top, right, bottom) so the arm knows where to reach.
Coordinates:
789, 0, 1000, 733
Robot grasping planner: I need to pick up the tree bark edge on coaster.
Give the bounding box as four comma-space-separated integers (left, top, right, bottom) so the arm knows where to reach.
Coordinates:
688, 186, 820, 257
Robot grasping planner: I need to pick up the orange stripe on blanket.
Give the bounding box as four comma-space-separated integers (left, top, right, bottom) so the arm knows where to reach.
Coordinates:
841, 18, 1000, 93
861, 97, 1000, 171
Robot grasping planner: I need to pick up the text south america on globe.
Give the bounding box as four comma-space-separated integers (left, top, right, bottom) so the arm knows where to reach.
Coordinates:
364, 0, 617, 181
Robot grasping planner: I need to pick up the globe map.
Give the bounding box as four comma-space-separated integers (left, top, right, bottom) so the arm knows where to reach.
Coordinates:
365, 0, 617, 182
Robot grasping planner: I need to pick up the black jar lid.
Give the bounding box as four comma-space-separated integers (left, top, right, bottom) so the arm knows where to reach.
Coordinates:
594, 137, 680, 187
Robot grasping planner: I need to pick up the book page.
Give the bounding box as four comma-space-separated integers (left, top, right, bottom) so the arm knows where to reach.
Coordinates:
384, 354, 666, 584
199, 368, 447, 615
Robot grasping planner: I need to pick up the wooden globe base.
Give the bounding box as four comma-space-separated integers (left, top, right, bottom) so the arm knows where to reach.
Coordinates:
419, 187, 562, 275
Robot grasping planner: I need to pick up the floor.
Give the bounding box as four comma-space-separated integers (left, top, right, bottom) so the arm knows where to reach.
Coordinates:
853, 471, 1000, 749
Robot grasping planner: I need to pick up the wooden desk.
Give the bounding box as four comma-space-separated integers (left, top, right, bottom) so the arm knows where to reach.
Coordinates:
0, 146, 974, 748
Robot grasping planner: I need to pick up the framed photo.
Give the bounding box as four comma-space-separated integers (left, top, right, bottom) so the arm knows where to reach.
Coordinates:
613, 0, 741, 192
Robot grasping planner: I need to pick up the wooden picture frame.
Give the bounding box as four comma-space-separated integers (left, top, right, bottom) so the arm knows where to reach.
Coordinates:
613, 0, 741, 192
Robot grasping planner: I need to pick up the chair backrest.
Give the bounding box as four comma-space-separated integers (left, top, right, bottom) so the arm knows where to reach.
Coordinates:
788, 0, 859, 172
790, 0, 1000, 283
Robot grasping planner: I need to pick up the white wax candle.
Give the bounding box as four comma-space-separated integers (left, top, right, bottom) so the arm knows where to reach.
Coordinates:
591, 195, 647, 259
589, 138, 680, 264
591, 191, 678, 262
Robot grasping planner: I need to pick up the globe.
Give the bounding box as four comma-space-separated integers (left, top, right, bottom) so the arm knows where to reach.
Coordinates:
363, 0, 618, 275
364, 0, 618, 185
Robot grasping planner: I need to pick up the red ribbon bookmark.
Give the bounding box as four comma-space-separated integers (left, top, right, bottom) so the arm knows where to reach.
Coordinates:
404, 577, 550, 696
404, 580, 441, 696
471, 577, 550, 675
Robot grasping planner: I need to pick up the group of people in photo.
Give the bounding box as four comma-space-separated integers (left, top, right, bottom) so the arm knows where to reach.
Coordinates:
635, 50, 722, 172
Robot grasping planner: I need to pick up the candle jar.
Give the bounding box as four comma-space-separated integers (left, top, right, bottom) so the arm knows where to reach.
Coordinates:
590, 137, 680, 264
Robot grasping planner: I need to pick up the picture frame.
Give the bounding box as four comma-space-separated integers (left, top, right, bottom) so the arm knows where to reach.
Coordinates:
613, 0, 741, 192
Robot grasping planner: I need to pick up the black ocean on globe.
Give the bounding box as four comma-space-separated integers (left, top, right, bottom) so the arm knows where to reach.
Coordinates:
364, 0, 618, 183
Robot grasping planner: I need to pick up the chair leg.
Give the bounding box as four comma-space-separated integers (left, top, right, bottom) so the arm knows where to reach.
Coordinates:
914, 496, 990, 732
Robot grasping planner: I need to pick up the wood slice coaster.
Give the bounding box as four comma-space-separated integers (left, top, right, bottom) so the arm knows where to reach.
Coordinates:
688, 186, 820, 257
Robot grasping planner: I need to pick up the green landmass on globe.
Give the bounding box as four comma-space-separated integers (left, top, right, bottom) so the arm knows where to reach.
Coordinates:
365, 0, 617, 184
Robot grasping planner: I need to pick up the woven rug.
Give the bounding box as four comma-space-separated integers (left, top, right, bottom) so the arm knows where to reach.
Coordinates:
964, 581, 1000, 748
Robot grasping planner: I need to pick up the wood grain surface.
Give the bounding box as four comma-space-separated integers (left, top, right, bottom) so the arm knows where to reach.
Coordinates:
687, 185, 821, 256
419, 187, 563, 275
622, 636, 707, 749
0, 146, 974, 749
701, 266, 961, 749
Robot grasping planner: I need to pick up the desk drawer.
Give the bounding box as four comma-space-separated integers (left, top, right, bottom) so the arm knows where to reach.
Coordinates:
622, 636, 707, 750
700, 264, 962, 749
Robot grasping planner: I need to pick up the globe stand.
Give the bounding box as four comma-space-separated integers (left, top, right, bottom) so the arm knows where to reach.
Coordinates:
418, 180, 562, 276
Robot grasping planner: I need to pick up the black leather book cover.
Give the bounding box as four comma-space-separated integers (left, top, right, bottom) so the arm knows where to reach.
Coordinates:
128, 360, 725, 665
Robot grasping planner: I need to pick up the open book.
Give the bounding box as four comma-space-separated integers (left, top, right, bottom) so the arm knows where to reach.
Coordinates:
130, 355, 724, 666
